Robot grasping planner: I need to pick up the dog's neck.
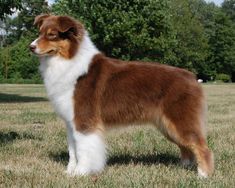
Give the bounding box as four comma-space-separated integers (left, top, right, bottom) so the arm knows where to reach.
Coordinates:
39, 32, 99, 94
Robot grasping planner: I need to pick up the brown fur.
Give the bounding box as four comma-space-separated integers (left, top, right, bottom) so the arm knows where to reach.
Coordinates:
73, 54, 214, 176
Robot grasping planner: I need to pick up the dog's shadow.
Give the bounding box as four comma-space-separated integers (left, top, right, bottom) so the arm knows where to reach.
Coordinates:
107, 153, 179, 166
49, 151, 180, 167
0, 131, 42, 145
0, 93, 47, 103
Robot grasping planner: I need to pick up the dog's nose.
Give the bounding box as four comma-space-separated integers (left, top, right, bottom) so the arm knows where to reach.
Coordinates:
29, 44, 36, 52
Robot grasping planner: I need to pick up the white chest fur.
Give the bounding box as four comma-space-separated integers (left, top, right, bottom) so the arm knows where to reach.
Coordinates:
39, 34, 99, 122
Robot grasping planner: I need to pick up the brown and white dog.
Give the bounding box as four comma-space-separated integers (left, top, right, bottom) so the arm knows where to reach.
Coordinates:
30, 15, 214, 178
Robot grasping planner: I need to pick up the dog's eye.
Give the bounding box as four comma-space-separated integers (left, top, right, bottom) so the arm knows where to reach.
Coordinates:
47, 33, 57, 40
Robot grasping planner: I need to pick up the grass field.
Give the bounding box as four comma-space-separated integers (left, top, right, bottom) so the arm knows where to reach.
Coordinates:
0, 84, 234, 187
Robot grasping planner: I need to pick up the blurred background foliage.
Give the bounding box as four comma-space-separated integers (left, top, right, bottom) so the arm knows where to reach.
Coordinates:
0, 0, 235, 83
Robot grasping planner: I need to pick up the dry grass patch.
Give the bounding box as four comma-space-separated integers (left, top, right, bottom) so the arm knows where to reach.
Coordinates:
0, 84, 235, 187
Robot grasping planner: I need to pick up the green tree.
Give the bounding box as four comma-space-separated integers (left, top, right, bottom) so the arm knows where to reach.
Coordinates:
209, 11, 235, 77
2, 0, 50, 46
222, 0, 235, 21
9, 36, 39, 79
53, 0, 177, 63
0, 0, 22, 20
169, 0, 210, 78
0, 46, 11, 79
0, 0, 50, 81
0, 36, 39, 80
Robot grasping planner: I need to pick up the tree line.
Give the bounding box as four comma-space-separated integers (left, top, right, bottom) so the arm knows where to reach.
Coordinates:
0, 0, 235, 83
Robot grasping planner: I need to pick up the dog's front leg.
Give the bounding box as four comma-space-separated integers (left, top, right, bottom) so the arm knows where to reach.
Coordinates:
65, 122, 77, 175
73, 130, 106, 176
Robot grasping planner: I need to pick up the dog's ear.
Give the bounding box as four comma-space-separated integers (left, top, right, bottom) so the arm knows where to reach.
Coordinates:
34, 14, 50, 28
57, 16, 83, 37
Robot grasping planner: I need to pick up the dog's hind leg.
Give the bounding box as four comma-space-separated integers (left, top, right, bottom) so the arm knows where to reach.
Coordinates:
155, 118, 195, 168
188, 138, 214, 178
159, 85, 214, 177
157, 117, 214, 178
160, 105, 214, 177
179, 146, 195, 167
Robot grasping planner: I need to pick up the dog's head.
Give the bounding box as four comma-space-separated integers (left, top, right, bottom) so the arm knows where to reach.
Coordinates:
29, 15, 84, 59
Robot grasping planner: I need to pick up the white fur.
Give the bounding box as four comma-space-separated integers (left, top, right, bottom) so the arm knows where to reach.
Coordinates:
198, 168, 208, 178
33, 32, 106, 175
38, 32, 99, 122
65, 124, 106, 176
73, 131, 106, 175
30, 39, 40, 54
65, 123, 77, 174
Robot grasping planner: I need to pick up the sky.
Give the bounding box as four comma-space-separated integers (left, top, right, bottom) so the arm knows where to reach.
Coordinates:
205, 0, 224, 6
47, 0, 55, 6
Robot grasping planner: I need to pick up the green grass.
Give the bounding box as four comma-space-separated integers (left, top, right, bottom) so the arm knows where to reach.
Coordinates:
0, 84, 235, 187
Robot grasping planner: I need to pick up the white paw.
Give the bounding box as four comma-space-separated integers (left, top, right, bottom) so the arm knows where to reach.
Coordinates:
198, 168, 208, 178
65, 161, 77, 176
73, 165, 91, 176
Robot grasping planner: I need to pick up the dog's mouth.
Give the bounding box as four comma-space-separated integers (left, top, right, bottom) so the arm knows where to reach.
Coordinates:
34, 49, 57, 56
